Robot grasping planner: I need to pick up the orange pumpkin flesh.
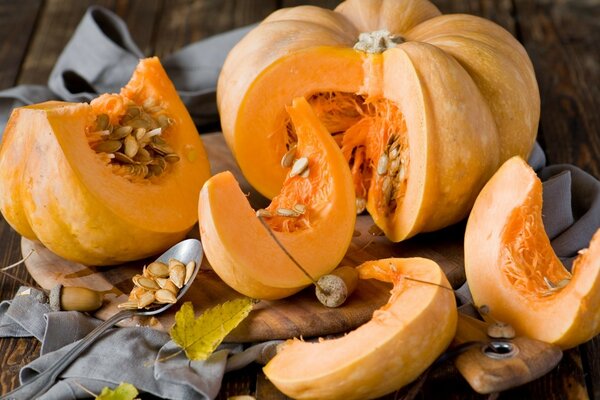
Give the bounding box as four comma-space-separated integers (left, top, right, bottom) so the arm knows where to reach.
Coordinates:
0, 58, 211, 265
263, 257, 457, 400
199, 97, 356, 299
218, 0, 539, 241
465, 157, 600, 349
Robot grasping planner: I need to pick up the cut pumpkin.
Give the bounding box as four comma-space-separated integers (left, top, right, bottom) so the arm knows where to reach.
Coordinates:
465, 157, 600, 349
0, 57, 211, 265
217, 0, 540, 241
198, 97, 356, 300
263, 257, 457, 399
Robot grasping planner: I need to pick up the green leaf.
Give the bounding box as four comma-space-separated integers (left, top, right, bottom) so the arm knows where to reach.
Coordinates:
96, 382, 139, 400
170, 299, 254, 360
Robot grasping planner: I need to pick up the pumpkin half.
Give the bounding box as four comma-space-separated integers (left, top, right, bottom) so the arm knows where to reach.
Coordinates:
465, 157, 600, 349
217, 0, 540, 241
0, 57, 211, 265
199, 97, 355, 299
264, 257, 457, 399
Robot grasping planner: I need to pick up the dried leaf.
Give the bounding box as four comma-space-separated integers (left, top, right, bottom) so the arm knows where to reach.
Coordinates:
170, 299, 254, 360
96, 382, 139, 400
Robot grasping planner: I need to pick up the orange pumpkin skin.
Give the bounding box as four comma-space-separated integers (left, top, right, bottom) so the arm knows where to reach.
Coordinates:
263, 257, 457, 400
0, 58, 211, 265
217, 0, 539, 242
465, 157, 600, 349
199, 97, 356, 300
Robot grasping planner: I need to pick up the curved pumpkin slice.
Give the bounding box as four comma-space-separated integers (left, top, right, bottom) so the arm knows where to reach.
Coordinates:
263, 257, 457, 399
0, 58, 211, 265
465, 157, 600, 349
199, 97, 355, 300
217, 0, 539, 242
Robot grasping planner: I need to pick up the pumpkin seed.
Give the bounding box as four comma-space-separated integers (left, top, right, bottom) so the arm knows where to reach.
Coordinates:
143, 97, 158, 110
281, 145, 297, 168
290, 157, 309, 177
157, 114, 172, 128
134, 127, 147, 141
155, 277, 169, 289
293, 203, 306, 214
150, 142, 175, 156
109, 125, 133, 140
132, 275, 160, 290
388, 158, 400, 176
138, 291, 156, 308
377, 153, 389, 175
134, 147, 152, 163
96, 113, 109, 131
145, 105, 163, 114
162, 279, 179, 295
114, 152, 135, 164
147, 261, 169, 278
124, 135, 139, 158
148, 164, 164, 176
94, 140, 122, 153
276, 208, 299, 217
155, 289, 177, 304
126, 106, 141, 119
164, 153, 180, 163
356, 197, 367, 214
147, 127, 162, 138
129, 286, 147, 301
126, 118, 152, 130
118, 301, 139, 310
256, 209, 272, 218
389, 146, 399, 160
170, 264, 185, 288
185, 261, 195, 285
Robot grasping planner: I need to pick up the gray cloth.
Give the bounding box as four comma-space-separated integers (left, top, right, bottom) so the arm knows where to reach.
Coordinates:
0, 6, 253, 133
0, 4, 599, 399
0, 288, 282, 400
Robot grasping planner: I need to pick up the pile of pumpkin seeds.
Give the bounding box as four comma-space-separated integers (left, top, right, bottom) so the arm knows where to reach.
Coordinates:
88, 98, 179, 179
118, 258, 196, 309
376, 135, 407, 212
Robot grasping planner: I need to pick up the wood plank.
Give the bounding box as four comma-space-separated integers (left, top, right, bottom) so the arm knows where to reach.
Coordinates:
0, 0, 43, 89
513, 0, 600, 178
152, 0, 278, 58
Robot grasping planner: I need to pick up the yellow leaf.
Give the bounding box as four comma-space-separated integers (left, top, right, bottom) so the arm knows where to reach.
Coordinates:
96, 382, 138, 400
170, 299, 254, 360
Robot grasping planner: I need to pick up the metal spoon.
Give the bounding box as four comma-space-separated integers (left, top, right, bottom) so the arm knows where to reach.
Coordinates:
2, 238, 203, 400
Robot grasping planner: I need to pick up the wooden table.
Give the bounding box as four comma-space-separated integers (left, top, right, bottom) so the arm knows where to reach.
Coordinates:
0, 0, 598, 399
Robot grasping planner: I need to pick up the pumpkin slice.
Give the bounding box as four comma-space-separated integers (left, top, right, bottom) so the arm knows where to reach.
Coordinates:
465, 157, 600, 349
217, 0, 539, 241
0, 57, 211, 265
198, 97, 355, 299
263, 257, 457, 399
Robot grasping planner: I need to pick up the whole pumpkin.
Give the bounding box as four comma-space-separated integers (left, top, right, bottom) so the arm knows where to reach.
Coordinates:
0, 58, 211, 265
217, 0, 539, 241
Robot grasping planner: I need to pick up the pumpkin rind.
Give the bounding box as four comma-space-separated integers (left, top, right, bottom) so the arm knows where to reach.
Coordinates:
217, 0, 539, 241
199, 97, 356, 299
465, 157, 600, 349
0, 58, 211, 265
263, 257, 457, 399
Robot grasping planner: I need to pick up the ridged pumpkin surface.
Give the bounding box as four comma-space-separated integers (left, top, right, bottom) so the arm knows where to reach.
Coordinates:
465, 157, 600, 349
199, 97, 356, 299
264, 257, 457, 399
0, 58, 211, 265
218, 0, 539, 241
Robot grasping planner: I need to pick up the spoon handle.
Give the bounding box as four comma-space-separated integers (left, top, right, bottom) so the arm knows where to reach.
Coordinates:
1, 310, 135, 400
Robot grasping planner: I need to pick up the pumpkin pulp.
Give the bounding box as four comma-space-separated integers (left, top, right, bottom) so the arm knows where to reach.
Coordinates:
199, 97, 356, 299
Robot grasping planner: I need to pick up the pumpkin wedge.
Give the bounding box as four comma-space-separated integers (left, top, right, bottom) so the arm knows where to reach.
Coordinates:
0, 57, 211, 265
217, 0, 539, 241
465, 157, 600, 349
264, 257, 457, 399
199, 97, 355, 300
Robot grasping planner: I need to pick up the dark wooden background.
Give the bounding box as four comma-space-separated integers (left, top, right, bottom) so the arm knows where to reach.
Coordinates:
0, 0, 599, 399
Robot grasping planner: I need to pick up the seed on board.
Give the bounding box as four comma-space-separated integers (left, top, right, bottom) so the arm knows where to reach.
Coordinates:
155, 277, 169, 289
377, 153, 389, 176
94, 140, 122, 154
276, 208, 299, 217
280, 145, 297, 168
147, 261, 169, 278
290, 157, 309, 177
138, 291, 156, 308
162, 279, 180, 295
128, 286, 147, 301
185, 261, 195, 285
293, 203, 307, 214
355, 197, 367, 214
155, 289, 177, 304
256, 209, 273, 218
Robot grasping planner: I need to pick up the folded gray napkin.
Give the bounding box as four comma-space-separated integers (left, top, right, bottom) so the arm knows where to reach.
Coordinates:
0, 4, 598, 400
0, 287, 281, 399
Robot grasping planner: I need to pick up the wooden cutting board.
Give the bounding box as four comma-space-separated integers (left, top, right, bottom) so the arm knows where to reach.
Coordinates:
23, 133, 466, 343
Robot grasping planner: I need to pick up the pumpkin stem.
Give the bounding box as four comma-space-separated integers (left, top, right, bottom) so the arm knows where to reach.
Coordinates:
354, 30, 405, 54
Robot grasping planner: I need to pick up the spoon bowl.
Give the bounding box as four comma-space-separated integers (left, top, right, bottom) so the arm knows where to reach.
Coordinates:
2, 238, 204, 400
